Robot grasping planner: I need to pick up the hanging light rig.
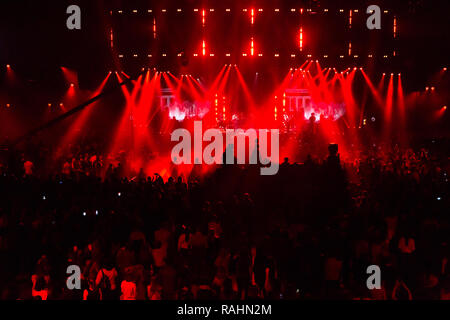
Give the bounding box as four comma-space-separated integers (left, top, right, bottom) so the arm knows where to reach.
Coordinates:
215, 94, 218, 124
110, 28, 114, 48
251, 37, 254, 56
299, 27, 303, 52
393, 16, 398, 56
393, 16, 397, 38
274, 96, 278, 121
349, 10, 352, 29
202, 9, 206, 56
250, 9, 255, 56
222, 96, 226, 121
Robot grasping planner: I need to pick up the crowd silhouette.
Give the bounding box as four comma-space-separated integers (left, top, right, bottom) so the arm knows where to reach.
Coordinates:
0, 139, 449, 300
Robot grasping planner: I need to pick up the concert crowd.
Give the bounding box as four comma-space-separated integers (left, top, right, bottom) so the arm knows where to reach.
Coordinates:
0, 138, 449, 300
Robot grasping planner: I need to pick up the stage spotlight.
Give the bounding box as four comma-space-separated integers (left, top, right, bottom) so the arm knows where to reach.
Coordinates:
443, 106, 447, 110
443, 68, 447, 71
6, 64, 10, 68
70, 83, 74, 87
6, 104, 10, 108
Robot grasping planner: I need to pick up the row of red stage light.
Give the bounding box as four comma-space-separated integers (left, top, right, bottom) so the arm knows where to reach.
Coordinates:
118, 53, 396, 59
111, 8, 392, 14
4, 64, 447, 80
2, 65, 447, 111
